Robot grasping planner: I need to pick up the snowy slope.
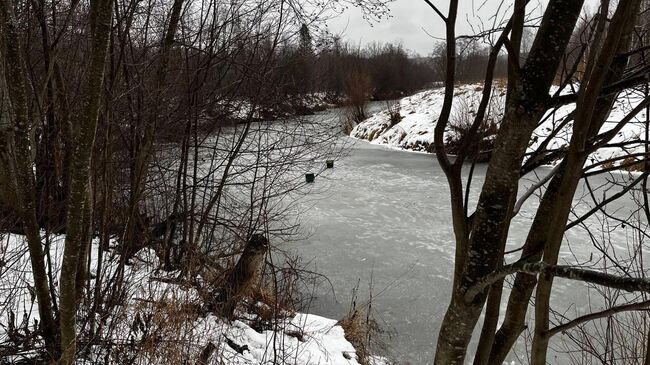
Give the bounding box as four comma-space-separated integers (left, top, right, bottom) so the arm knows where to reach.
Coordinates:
352, 84, 649, 171
0, 233, 374, 364
352, 84, 504, 153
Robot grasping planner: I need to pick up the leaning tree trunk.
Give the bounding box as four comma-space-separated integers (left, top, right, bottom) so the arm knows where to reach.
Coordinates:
0, 0, 59, 357
530, 3, 641, 363
58, 0, 113, 362
488, 9, 637, 359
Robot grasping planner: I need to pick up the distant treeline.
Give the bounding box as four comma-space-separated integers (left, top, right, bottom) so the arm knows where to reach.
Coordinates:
431, 40, 510, 85
269, 29, 439, 101
260, 27, 518, 102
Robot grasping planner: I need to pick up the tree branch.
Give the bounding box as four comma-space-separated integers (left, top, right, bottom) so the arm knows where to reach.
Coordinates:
549, 69, 650, 108
423, 0, 447, 22
464, 261, 650, 303
512, 163, 561, 216
567, 171, 649, 230
456, 16, 514, 164
547, 299, 650, 338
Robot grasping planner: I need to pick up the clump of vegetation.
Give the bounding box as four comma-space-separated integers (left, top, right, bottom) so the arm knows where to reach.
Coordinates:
386, 100, 402, 126
345, 69, 374, 123
444, 94, 500, 162
319, 39, 438, 101
621, 156, 646, 172
339, 309, 374, 365
338, 279, 392, 365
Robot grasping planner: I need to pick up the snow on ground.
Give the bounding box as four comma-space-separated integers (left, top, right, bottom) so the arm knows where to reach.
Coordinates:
0, 233, 371, 364
352, 84, 649, 171
352, 84, 504, 153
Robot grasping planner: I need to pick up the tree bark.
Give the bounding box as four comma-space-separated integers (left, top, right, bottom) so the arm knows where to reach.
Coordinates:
487, 2, 639, 362
530, 3, 640, 363
0, 0, 59, 357
58, 0, 113, 361
434, 1, 584, 363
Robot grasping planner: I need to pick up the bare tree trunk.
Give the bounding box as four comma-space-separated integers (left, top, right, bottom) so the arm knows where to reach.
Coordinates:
489, 3, 640, 360
471, 4, 526, 359
58, 0, 113, 361
124, 0, 184, 254
645, 327, 650, 365
487, 169, 565, 363
531, 3, 641, 363
434, 1, 584, 363
75, 182, 93, 303
472, 281, 504, 365
0, 0, 59, 357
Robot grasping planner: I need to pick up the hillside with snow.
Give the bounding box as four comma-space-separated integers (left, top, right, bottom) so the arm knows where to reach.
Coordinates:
0, 234, 382, 365
351, 84, 649, 171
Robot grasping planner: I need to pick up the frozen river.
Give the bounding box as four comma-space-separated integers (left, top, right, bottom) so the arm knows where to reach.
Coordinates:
287, 111, 644, 364
290, 139, 458, 363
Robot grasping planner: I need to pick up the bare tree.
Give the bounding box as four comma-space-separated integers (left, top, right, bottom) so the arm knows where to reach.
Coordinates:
57, 0, 113, 361
425, 0, 650, 364
0, 0, 392, 363
0, 0, 58, 358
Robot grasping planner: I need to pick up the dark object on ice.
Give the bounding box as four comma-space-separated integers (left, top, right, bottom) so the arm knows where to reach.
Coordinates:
326, 160, 334, 168
305, 172, 315, 183
224, 335, 249, 354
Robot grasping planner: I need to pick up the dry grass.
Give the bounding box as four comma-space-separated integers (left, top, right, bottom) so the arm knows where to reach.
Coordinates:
600, 160, 615, 170
445, 94, 501, 161
621, 156, 646, 172
338, 309, 371, 365
385, 100, 402, 126
135, 297, 202, 363
100, 295, 209, 364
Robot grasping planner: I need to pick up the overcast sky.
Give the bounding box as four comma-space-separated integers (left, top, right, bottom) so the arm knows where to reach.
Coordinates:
326, 0, 600, 56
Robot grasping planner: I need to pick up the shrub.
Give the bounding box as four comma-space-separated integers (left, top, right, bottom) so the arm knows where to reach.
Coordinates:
385, 101, 402, 126
445, 93, 501, 162
344, 69, 373, 123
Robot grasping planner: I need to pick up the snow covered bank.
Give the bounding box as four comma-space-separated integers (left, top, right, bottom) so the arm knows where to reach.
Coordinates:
352, 84, 504, 153
0, 233, 379, 364
351, 84, 649, 171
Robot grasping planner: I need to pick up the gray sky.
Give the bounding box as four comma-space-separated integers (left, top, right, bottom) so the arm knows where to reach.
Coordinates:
326, 0, 599, 56
327, 0, 443, 55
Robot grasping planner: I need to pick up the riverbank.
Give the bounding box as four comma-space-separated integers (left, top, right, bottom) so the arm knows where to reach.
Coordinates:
0, 232, 384, 364
351, 84, 649, 171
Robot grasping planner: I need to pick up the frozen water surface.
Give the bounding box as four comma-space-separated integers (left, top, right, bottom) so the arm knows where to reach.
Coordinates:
285, 106, 643, 364
290, 139, 453, 363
